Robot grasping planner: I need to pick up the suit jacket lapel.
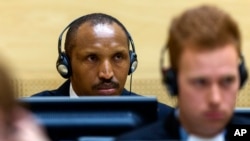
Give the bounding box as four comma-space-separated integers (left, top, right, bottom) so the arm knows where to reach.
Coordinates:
163, 110, 181, 139
56, 80, 71, 96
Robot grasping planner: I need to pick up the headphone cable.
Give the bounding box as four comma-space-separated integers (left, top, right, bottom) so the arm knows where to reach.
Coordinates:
129, 73, 133, 95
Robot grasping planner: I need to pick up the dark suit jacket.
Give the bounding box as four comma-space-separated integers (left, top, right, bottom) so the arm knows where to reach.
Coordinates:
32, 80, 174, 120
117, 110, 250, 141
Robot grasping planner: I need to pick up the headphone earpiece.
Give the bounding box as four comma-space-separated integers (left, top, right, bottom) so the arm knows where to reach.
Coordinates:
160, 47, 178, 96
162, 68, 178, 96
128, 50, 138, 75
239, 55, 248, 88
56, 52, 71, 79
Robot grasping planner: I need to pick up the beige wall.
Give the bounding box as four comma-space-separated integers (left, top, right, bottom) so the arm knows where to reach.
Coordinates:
1, 0, 250, 107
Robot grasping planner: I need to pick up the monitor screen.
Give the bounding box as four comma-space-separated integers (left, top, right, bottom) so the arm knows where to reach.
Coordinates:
235, 107, 250, 117
19, 96, 158, 141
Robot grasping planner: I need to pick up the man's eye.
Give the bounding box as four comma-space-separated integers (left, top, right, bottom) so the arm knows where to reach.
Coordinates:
190, 78, 208, 87
220, 76, 235, 87
87, 55, 97, 62
114, 53, 123, 61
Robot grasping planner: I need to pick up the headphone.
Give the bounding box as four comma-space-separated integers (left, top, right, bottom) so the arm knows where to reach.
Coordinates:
56, 15, 138, 79
160, 46, 249, 96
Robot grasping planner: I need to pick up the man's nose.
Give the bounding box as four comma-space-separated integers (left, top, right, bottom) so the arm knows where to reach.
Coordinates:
207, 84, 222, 107
98, 60, 114, 80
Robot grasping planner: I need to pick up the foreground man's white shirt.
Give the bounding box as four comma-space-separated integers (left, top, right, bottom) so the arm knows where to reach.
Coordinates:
188, 133, 224, 141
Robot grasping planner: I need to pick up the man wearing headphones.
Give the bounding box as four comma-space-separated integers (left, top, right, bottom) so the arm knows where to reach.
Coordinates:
118, 5, 249, 140
31, 13, 173, 119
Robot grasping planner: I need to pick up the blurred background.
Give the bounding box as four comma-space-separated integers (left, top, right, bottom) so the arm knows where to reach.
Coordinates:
0, 0, 249, 107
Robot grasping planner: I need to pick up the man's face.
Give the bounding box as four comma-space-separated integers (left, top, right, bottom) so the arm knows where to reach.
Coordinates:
70, 22, 130, 96
177, 44, 240, 137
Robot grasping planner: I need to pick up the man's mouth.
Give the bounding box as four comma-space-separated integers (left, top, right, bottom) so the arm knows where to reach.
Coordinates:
96, 88, 117, 95
95, 83, 118, 95
204, 111, 224, 120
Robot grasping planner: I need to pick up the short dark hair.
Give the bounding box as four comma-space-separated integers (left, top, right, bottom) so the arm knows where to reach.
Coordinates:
167, 5, 241, 70
64, 13, 130, 57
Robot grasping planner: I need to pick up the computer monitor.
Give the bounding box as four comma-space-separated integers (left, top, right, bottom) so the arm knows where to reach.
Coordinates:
19, 96, 158, 141
235, 107, 250, 117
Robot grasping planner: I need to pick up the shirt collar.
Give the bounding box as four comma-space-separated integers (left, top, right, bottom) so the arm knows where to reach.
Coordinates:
187, 133, 225, 141
69, 82, 79, 98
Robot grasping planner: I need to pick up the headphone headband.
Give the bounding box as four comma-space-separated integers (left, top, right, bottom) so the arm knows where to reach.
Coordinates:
58, 16, 137, 56
57, 17, 84, 55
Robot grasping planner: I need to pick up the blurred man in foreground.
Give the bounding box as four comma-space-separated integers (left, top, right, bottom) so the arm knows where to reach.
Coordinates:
118, 5, 249, 140
0, 58, 50, 141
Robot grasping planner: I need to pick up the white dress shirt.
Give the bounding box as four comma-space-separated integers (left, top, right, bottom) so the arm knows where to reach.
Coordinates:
187, 133, 224, 141
69, 82, 79, 98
